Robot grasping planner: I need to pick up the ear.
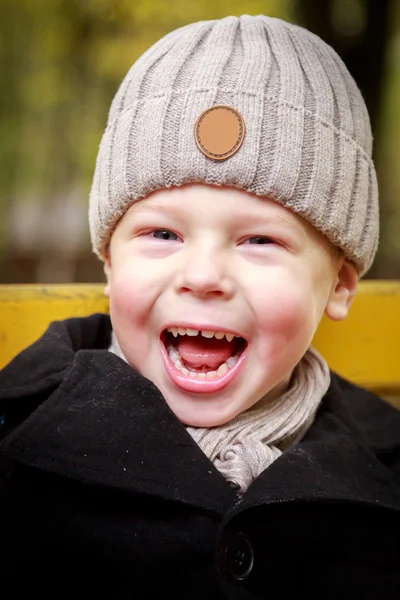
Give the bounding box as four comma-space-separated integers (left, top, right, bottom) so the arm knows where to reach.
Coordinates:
103, 253, 111, 298
325, 260, 358, 322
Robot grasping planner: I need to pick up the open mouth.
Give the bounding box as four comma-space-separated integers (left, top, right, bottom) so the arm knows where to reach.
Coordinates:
160, 327, 248, 394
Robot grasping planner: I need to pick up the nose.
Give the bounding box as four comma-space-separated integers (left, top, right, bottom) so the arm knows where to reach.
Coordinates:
175, 246, 234, 299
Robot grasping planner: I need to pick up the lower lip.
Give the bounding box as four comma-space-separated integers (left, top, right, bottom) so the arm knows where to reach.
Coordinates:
159, 340, 248, 394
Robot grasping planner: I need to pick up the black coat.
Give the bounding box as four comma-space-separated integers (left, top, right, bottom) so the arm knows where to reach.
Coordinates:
0, 314, 399, 599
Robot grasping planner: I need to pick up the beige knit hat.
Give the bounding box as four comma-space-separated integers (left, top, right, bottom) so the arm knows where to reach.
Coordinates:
89, 14, 379, 275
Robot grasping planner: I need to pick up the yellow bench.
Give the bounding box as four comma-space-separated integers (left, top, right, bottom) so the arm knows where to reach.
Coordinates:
0, 282, 399, 408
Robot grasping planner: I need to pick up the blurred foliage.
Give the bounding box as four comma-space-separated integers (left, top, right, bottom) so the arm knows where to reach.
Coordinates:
376, 24, 400, 276
1, 0, 400, 280
0, 0, 292, 204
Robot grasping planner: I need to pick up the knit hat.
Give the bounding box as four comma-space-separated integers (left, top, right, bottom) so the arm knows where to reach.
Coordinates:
89, 14, 379, 275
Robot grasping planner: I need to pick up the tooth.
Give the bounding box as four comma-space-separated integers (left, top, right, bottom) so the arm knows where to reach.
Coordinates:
178, 327, 186, 336
186, 328, 199, 336
201, 330, 215, 338
214, 331, 225, 340
175, 359, 183, 371
206, 370, 218, 378
225, 333, 235, 342
189, 371, 198, 377
198, 373, 206, 379
217, 363, 229, 376
226, 356, 238, 368
168, 349, 179, 362
181, 366, 189, 376
170, 328, 178, 337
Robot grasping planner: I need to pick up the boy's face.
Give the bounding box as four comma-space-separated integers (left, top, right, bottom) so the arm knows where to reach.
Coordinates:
105, 184, 356, 427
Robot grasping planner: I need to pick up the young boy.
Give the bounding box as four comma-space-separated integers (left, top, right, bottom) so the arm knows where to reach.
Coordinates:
1, 14, 399, 599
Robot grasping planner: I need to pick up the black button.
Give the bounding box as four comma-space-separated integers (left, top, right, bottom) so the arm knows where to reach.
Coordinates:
222, 532, 254, 581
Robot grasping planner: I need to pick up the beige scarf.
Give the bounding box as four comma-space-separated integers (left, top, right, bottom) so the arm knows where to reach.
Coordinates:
109, 334, 330, 495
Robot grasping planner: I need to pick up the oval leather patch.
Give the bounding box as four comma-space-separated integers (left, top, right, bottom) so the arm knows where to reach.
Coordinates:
194, 105, 245, 161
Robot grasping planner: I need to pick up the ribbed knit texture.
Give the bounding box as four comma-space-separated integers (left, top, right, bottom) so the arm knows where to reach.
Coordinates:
89, 15, 378, 275
108, 335, 330, 495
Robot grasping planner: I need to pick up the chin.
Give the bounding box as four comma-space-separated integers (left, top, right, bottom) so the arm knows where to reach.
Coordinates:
166, 397, 242, 428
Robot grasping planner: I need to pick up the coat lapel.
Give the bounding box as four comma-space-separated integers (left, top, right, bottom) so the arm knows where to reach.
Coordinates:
1, 348, 237, 515
235, 377, 400, 513
2, 314, 399, 517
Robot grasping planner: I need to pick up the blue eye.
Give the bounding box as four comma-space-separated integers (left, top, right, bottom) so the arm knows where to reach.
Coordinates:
152, 230, 178, 241
247, 236, 274, 245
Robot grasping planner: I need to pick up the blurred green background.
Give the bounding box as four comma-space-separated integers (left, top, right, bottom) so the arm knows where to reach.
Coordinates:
1, 0, 399, 283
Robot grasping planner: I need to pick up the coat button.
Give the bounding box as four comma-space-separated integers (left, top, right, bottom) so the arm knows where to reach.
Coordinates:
222, 532, 254, 581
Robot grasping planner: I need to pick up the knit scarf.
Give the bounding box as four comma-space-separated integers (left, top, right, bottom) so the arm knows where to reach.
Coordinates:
109, 334, 330, 495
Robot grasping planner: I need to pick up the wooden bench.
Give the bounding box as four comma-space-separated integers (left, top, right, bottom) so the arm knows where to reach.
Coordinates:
0, 282, 399, 408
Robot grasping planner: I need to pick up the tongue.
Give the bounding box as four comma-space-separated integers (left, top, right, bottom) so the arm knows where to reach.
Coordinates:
177, 335, 235, 369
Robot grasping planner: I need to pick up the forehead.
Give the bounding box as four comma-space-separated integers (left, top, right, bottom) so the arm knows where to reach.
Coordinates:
124, 184, 305, 230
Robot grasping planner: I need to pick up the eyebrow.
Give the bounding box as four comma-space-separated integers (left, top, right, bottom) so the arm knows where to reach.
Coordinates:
128, 203, 182, 217
250, 214, 306, 235
129, 203, 305, 237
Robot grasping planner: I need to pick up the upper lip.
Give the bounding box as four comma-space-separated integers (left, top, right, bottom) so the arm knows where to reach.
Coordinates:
160, 323, 248, 341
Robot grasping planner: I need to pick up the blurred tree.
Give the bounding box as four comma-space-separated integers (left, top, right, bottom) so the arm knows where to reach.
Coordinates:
0, 0, 293, 207
1, 0, 399, 281
0, 0, 293, 282
296, 0, 391, 136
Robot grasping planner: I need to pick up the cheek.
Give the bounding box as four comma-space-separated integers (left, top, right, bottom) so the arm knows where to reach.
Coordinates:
107, 262, 161, 355
253, 275, 318, 348
109, 258, 159, 314
110, 275, 146, 321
